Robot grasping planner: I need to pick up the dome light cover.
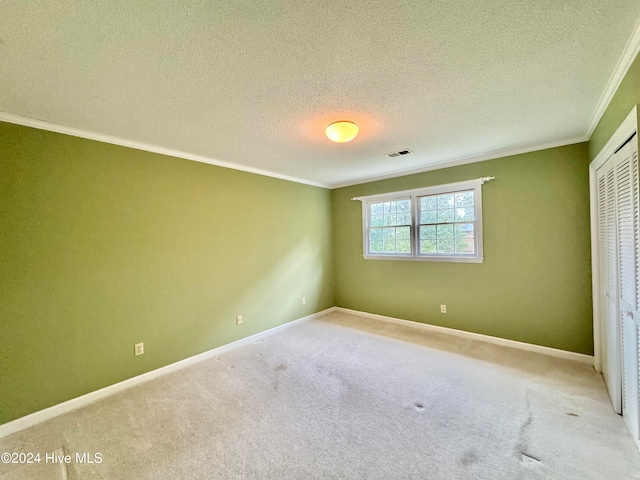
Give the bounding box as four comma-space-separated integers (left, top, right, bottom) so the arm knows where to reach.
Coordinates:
325, 121, 358, 143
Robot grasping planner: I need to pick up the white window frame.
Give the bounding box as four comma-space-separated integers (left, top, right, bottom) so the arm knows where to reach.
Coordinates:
357, 178, 490, 263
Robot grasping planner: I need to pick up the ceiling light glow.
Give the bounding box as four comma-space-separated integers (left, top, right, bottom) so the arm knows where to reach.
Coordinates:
325, 121, 358, 143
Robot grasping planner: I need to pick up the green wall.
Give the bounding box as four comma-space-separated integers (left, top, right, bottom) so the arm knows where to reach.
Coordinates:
0, 122, 334, 425
590, 53, 640, 160
332, 143, 593, 354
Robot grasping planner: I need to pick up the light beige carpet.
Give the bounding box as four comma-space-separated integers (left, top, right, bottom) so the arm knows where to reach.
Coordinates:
0, 311, 639, 479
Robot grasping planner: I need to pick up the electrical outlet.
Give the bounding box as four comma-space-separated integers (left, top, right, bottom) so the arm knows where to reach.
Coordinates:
302, 297, 306, 305
236, 315, 243, 325
440, 304, 447, 314
134, 342, 144, 356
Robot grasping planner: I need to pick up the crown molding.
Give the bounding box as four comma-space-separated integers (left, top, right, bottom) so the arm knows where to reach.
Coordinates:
587, 18, 640, 138
590, 105, 638, 170
0, 112, 330, 189
0, 113, 591, 191
328, 136, 588, 189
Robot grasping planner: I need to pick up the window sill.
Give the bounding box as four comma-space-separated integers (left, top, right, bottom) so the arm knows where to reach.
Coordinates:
363, 254, 484, 263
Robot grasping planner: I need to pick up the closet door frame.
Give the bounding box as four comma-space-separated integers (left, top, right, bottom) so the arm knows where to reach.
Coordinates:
590, 105, 638, 375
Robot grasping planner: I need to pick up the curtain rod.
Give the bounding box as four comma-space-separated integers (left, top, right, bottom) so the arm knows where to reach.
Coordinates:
351, 176, 495, 201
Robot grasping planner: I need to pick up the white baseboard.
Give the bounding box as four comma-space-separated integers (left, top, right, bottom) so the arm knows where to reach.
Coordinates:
1, 305, 592, 438
335, 307, 594, 366
0, 307, 336, 439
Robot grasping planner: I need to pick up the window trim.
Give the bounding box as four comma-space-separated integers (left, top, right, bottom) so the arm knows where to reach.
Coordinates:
357, 178, 489, 263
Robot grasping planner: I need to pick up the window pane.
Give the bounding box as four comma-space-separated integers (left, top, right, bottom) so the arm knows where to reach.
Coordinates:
383, 214, 397, 226
455, 207, 475, 222
383, 227, 395, 242
383, 243, 396, 253
370, 239, 383, 252
371, 215, 383, 227
454, 191, 474, 207
370, 228, 383, 253
455, 238, 475, 254
397, 213, 411, 225
420, 225, 436, 239
454, 223, 474, 239
437, 194, 454, 208
397, 199, 411, 213
437, 209, 454, 223
420, 196, 437, 210
437, 239, 454, 253
397, 239, 411, 253
420, 239, 437, 253
371, 203, 384, 216
383, 202, 396, 214
396, 226, 410, 240
420, 210, 438, 224
436, 224, 454, 239
383, 228, 396, 252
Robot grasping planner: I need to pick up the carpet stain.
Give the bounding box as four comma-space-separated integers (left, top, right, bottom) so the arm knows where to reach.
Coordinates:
520, 411, 533, 435
460, 450, 478, 466
273, 364, 287, 391
516, 393, 533, 458
414, 402, 425, 411
521, 453, 541, 466
566, 412, 579, 417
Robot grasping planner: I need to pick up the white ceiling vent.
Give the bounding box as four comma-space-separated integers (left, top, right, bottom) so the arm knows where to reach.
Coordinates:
385, 149, 413, 158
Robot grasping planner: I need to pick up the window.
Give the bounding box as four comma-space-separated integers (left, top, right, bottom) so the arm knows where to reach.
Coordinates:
357, 178, 489, 263
368, 198, 412, 254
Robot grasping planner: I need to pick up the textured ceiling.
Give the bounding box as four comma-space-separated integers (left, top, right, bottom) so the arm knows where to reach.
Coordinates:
1, 1, 639, 187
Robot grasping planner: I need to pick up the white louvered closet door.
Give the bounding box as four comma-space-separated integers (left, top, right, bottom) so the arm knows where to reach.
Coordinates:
616, 139, 640, 444
597, 133, 640, 448
598, 152, 623, 414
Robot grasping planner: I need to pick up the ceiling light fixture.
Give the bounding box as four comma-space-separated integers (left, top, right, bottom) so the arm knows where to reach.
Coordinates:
325, 121, 359, 143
